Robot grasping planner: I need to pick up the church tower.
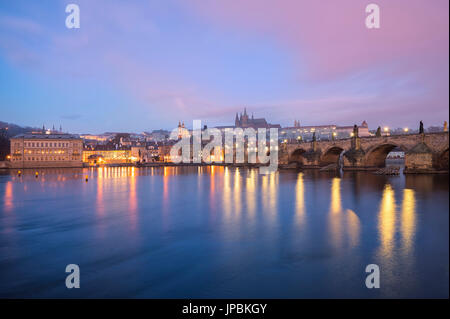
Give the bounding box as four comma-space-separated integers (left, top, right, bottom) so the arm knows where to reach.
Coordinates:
241, 108, 249, 125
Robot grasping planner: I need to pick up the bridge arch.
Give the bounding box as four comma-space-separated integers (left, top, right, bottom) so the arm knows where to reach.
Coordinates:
289, 148, 307, 167
320, 146, 345, 166
364, 143, 403, 168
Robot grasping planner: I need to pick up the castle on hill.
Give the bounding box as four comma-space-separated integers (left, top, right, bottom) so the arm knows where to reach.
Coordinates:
234, 108, 281, 129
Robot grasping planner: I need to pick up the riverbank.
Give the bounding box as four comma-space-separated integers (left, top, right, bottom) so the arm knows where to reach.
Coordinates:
1, 160, 447, 174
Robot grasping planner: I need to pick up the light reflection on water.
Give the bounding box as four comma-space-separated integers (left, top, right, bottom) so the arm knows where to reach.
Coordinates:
0, 166, 448, 298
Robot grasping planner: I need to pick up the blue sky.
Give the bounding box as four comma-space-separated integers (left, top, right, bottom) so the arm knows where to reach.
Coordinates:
0, 0, 448, 133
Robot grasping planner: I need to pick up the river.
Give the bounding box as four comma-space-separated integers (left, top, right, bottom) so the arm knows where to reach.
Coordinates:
0, 166, 448, 298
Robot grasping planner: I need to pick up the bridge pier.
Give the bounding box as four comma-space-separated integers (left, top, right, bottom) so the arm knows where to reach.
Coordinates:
342, 136, 368, 170
342, 149, 368, 170
404, 141, 435, 173
302, 140, 322, 168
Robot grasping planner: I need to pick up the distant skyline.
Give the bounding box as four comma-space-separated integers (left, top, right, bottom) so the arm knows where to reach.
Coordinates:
0, 0, 449, 133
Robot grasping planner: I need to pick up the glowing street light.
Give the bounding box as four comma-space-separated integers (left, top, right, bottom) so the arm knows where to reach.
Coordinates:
404, 127, 409, 132
383, 127, 389, 132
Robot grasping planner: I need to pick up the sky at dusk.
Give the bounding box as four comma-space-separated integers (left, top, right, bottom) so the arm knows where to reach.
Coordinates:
0, 0, 448, 133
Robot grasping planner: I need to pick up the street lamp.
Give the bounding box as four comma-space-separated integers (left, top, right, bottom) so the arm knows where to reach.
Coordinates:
404, 127, 409, 133
383, 127, 389, 132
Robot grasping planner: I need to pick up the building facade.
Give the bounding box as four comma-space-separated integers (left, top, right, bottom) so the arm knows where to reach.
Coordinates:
280, 124, 337, 142
281, 121, 372, 142
335, 121, 371, 138
82, 149, 132, 165
10, 133, 83, 168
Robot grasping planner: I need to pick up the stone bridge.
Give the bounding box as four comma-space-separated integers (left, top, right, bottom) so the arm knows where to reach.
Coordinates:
279, 132, 449, 173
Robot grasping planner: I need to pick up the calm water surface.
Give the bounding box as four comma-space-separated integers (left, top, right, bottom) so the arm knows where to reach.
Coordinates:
0, 166, 448, 298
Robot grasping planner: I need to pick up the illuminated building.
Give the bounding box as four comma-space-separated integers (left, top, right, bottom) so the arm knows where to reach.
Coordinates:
335, 121, 371, 138
9, 132, 83, 168
281, 121, 372, 141
281, 124, 337, 141
79, 134, 111, 142
177, 121, 190, 139
82, 149, 133, 165
157, 145, 173, 162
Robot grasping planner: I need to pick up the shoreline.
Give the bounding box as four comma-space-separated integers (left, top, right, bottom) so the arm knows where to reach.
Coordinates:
0, 161, 447, 175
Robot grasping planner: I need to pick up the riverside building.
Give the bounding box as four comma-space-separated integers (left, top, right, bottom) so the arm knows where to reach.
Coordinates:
10, 132, 83, 168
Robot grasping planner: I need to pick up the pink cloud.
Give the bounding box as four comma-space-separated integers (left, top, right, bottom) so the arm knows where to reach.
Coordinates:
183, 0, 449, 126
187, 0, 448, 81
